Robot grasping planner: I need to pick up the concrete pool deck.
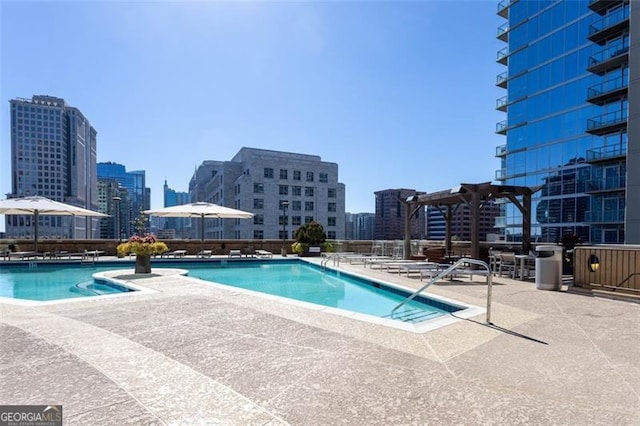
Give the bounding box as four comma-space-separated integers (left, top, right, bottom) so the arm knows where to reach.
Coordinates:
1, 257, 639, 424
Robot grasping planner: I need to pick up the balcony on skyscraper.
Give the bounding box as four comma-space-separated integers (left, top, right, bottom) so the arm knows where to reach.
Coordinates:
496, 96, 508, 112
496, 46, 509, 65
496, 71, 508, 88
586, 110, 627, 135
588, 0, 626, 15
497, 22, 510, 42
586, 76, 628, 105
495, 120, 508, 135
586, 175, 626, 193
587, 43, 629, 75
585, 209, 625, 224
586, 144, 628, 163
495, 144, 507, 158
496, 0, 517, 18
588, 6, 629, 44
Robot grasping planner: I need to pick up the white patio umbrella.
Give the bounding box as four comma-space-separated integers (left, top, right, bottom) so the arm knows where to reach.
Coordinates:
0, 195, 109, 252
144, 202, 254, 251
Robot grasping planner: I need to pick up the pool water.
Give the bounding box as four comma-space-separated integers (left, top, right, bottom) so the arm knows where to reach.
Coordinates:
184, 261, 459, 322
0, 260, 462, 324
0, 264, 134, 301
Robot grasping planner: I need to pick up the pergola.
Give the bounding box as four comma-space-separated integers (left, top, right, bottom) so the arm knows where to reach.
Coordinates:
402, 182, 542, 261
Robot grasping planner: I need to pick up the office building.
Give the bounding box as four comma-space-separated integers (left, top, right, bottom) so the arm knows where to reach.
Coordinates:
7, 95, 98, 239
345, 212, 375, 240
426, 200, 501, 241
97, 162, 150, 237
495, 0, 639, 244
374, 189, 425, 240
97, 179, 130, 240
189, 147, 346, 240
162, 180, 190, 238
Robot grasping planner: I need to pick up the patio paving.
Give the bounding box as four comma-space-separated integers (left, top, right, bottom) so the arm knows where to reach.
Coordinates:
1, 257, 639, 425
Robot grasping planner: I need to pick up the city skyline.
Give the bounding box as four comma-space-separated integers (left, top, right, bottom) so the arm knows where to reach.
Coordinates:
1, 1, 503, 221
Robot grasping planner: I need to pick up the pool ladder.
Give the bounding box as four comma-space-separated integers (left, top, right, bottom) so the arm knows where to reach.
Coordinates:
321, 253, 340, 269
390, 258, 493, 324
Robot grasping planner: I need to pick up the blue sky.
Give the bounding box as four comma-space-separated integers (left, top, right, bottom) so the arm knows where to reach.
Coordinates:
1, 0, 504, 217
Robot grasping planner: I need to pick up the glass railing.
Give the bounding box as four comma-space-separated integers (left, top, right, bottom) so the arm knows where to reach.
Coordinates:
495, 144, 507, 157
495, 168, 507, 180
589, 6, 629, 36
496, 120, 508, 133
587, 76, 627, 99
586, 110, 627, 131
497, 46, 509, 62
586, 176, 626, 192
496, 71, 508, 86
586, 209, 625, 223
588, 43, 629, 68
496, 96, 508, 109
587, 143, 627, 161
497, 22, 510, 38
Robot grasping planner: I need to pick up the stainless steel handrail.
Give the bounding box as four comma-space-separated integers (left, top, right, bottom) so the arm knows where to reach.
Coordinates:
390, 258, 493, 323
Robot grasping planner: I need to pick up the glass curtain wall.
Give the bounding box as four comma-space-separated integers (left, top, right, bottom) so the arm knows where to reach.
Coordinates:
495, 0, 629, 244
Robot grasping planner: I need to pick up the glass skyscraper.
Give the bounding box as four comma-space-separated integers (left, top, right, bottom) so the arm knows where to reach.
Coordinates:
495, 0, 639, 244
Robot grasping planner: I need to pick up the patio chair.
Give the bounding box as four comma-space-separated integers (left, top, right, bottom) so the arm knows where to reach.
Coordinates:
197, 249, 213, 258
228, 249, 242, 258
255, 249, 273, 258
498, 252, 517, 279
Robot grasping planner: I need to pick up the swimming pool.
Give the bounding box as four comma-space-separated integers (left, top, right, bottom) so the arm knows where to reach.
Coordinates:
0, 263, 135, 301
0, 259, 478, 328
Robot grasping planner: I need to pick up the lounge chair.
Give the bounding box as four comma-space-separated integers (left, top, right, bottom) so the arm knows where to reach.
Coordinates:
197, 250, 213, 258
163, 249, 187, 258
228, 249, 242, 258
255, 249, 273, 258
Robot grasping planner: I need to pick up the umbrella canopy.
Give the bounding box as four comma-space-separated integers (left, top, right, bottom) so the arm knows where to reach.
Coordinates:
144, 202, 254, 251
0, 195, 108, 252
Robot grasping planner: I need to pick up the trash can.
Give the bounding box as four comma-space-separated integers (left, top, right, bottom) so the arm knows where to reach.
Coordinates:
534, 245, 563, 290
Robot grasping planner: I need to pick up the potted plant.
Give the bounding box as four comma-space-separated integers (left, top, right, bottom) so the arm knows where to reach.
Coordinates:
557, 233, 581, 276
117, 234, 168, 273
291, 221, 328, 257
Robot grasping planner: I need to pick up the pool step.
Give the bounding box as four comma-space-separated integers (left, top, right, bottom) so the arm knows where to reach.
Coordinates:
384, 309, 443, 324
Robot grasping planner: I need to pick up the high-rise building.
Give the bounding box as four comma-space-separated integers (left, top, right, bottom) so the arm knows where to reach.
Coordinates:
495, 0, 639, 244
97, 179, 130, 240
7, 95, 98, 239
426, 200, 502, 242
189, 147, 346, 240
162, 180, 190, 238
97, 162, 150, 237
374, 189, 425, 240
345, 212, 375, 240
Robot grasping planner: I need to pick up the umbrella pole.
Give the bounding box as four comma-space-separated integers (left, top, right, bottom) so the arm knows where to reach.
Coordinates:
34, 210, 39, 253
201, 214, 205, 253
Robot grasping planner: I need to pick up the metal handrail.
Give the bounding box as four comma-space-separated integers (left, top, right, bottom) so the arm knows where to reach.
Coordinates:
390, 258, 493, 323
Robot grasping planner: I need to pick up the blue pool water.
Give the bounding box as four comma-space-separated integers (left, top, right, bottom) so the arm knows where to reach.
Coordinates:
0, 264, 134, 301
0, 260, 461, 323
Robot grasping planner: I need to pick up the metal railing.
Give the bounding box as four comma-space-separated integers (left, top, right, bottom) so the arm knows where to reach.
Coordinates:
390, 258, 493, 323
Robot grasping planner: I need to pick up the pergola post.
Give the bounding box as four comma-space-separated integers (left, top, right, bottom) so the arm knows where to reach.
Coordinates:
471, 191, 480, 260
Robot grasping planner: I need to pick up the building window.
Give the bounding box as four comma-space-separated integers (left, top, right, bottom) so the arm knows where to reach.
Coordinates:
254, 230, 264, 239
264, 168, 274, 178
319, 173, 328, 183
327, 231, 336, 239
279, 215, 288, 226
305, 216, 314, 223
292, 216, 302, 226
292, 186, 302, 196
279, 169, 288, 179
293, 170, 301, 181
328, 188, 336, 198
328, 217, 336, 226
279, 185, 289, 195
305, 187, 314, 197
253, 198, 264, 209
292, 200, 301, 211
306, 172, 314, 182
328, 203, 336, 212
305, 201, 314, 211
253, 183, 264, 193
253, 214, 264, 225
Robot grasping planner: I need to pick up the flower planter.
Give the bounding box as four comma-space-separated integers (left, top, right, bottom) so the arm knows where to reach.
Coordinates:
135, 254, 152, 274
